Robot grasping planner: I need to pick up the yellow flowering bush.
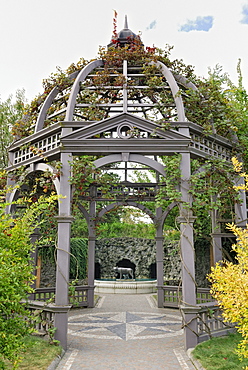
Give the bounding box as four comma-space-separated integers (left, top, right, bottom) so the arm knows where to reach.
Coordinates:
208, 157, 248, 361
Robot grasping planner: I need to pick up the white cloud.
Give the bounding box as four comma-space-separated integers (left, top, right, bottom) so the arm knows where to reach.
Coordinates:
179, 16, 214, 32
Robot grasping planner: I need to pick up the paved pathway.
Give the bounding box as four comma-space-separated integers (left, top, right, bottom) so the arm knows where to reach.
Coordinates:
56, 294, 196, 369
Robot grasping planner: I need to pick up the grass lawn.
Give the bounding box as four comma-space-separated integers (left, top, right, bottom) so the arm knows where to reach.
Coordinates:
3, 336, 62, 369
193, 333, 248, 370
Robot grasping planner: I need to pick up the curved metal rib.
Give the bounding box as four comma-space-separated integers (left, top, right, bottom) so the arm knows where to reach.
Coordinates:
151, 61, 186, 122
65, 60, 104, 121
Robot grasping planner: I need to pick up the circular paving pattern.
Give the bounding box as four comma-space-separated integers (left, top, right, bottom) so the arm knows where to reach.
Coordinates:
68, 311, 183, 341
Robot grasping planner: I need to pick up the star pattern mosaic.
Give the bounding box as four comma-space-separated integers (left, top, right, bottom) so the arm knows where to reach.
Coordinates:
68, 312, 183, 340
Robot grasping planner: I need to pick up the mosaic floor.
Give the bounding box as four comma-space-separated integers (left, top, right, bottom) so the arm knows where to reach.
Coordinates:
68, 311, 183, 341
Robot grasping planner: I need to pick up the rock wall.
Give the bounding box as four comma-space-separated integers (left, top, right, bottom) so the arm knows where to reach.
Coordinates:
39, 237, 210, 287
95, 238, 157, 279
95, 237, 182, 282
95, 237, 210, 287
40, 259, 56, 287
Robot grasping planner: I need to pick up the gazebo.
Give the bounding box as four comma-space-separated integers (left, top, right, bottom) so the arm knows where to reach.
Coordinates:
6, 17, 246, 349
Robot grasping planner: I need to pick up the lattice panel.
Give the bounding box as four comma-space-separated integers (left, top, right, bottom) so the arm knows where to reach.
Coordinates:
13, 133, 61, 164
190, 133, 232, 160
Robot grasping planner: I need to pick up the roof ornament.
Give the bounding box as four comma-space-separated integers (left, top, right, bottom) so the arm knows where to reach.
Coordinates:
124, 15, 128, 29
108, 15, 143, 49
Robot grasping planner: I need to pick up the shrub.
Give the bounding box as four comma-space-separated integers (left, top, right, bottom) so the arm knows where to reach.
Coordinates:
0, 195, 58, 368
208, 158, 248, 362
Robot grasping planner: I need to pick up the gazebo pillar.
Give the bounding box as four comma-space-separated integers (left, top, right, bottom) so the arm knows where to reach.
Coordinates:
178, 152, 198, 350
211, 208, 223, 265
156, 207, 164, 308
88, 200, 96, 308
54, 153, 73, 349
88, 236, 96, 307
234, 176, 247, 228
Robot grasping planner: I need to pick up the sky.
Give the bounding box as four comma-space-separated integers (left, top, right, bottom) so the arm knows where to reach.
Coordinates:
1, 0, 248, 102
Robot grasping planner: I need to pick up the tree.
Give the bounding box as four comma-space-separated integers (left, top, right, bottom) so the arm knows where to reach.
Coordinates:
225, 60, 248, 168
0, 90, 26, 169
0, 194, 58, 369
208, 158, 248, 361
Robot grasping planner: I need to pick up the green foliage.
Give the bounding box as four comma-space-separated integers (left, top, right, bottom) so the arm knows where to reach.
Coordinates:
184, 66, 238, 136
97, 220, 155, 239
70, 238, 88, 280
38, 237, 88, 282
71, 208, 89, 238
224, 61, 248, 168
70, 156, 121, 202
158, 155, 182, 205
189, 158, 238, 237
0, 195, 59, 369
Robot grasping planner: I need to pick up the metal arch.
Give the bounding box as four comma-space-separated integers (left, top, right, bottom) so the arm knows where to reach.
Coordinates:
65, 60, 104, 121
6, 188, 20, 214
173, 73, 198, 91
32, 163, 60, 195
35, 59, 192, 132
151, 61, 186, 122
35, 71, 80, 133
6, 163, 60, 213
94, 154, 166, 178
160, 201, 178, 227
77, 203, 90, 225
35, 87, 59, 132
98, 201, 157, 223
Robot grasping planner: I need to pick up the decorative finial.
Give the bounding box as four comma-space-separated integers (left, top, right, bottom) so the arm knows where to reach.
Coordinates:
108, 14, 143, 49
124, 15, 128, 29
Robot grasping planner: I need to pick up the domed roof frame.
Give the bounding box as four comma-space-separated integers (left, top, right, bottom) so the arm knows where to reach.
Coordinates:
34, 58, 188, 133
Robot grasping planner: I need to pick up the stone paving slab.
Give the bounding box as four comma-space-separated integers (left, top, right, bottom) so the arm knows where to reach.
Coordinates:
56, 294, 196, 369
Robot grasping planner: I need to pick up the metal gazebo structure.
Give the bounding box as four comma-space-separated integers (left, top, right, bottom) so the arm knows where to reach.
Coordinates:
6, 18, 246, 350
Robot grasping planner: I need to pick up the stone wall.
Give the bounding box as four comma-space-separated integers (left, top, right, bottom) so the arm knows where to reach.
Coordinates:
40, 259, 56, 287
95, 237, 182, 282
39, 237, 210, 287
95, 238, 157, 279
95, 237, 210, 287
